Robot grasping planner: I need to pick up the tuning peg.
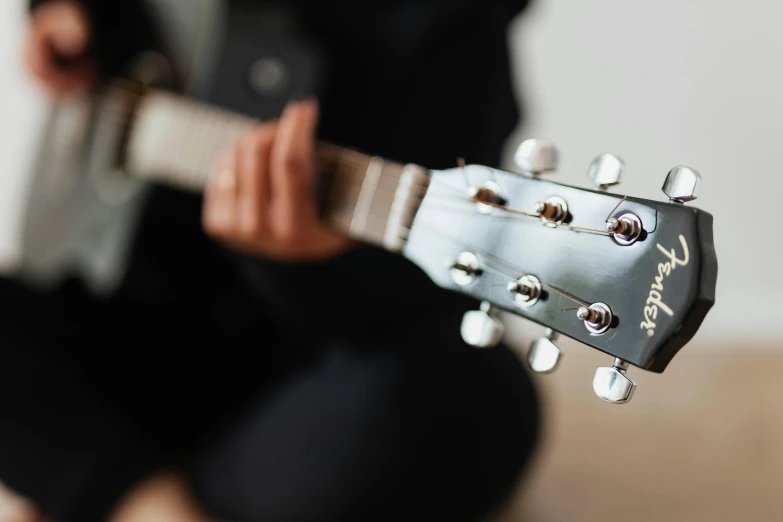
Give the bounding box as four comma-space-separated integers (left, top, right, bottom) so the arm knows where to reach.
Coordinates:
527, 328, 562, 373
662, 166, 702, 203
460, 301, 505, 348
576, 303, 613, 335
587, 153, 624, 190
593, 358, 637, 404
513, 139, 559, 177
450, 251, 481, 286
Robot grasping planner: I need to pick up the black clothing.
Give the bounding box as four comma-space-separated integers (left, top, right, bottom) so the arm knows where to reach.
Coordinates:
0, 269, 538, 522
2, 1, 539, 521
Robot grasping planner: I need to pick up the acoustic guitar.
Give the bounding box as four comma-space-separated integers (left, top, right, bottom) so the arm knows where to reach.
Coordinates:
18, 0, 717, 404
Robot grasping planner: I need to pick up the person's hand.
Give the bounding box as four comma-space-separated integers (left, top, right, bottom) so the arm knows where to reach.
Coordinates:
203, 99, 355, 262
0, 482, 51, 522
24, 0, 95, 96
108, 471, 214, 522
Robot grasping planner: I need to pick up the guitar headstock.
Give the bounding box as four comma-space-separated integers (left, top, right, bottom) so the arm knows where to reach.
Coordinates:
403, 139, 717, 404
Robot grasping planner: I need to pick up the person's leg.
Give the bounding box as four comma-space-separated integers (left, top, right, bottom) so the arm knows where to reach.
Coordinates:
187, 332, 540, 522
0, 272, 286, 522
0, 276, 168, 522
0, 185, 316, 522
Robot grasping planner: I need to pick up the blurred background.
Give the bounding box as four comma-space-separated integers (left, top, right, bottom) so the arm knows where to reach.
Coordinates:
502, 2, 783, 520
1, 0, 781, 521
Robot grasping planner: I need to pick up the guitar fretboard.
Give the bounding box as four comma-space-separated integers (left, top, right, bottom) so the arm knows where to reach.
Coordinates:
124, 91, 430, 252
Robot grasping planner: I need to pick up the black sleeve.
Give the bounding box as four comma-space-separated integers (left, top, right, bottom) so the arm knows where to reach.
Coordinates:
229, 243, 476, 344
29, 0, 161, 77
225, 0, 530, 342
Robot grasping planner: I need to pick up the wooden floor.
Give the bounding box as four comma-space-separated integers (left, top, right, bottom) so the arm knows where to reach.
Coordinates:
489, 340, 783, 522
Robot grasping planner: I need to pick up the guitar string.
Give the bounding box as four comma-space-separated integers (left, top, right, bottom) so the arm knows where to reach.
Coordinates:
97, 107, 406, 173
66, 82, 618, 312
97, 104, 417, 206
101, 105, 618, 238
374, 194, 611, 241
411, 221, 592, 308
92, 84, 414, 181
93, 84, 579, 221
605, 195, 628, 222
97, 107, 414, 189
353, 173, 617, 239
93, 79, 626, 231
412, 191, 615, 237
93, 84, 617, 238
421, 181, 616, 236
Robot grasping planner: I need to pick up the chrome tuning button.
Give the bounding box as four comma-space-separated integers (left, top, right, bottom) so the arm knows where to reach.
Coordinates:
513, 139, 559, 177
662, 166, 701, 203
461, 301, 505, 349
527, 328, 562, 374
593, 358, 637, 404
587, 153, 624, 190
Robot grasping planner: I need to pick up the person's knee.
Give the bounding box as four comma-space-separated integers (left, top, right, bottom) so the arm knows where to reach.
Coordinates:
0, 482, 51, 522
188, 349, 412, 521
400, 340, 541, 518
187, 343, 539, 522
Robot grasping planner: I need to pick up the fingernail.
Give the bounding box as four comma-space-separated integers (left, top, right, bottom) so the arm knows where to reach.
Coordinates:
284, 97, 318, 117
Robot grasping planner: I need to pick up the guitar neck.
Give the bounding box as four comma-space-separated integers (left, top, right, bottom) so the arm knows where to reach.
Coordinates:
124, 91, 430, 252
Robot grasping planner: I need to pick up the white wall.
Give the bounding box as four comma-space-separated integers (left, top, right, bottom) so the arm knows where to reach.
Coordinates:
0, 0, 48, 271
507, 0, 783, 343
0, 1, 780, 343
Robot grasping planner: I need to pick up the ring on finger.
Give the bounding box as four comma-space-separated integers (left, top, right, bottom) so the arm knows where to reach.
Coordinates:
216, 168, 238, 191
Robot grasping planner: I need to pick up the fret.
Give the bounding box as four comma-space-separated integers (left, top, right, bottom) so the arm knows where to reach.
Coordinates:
125, 90, 430, 252
192, 107, 214, 181
363, 215, 389, 244
322, 148, 360, 235
382, 164, 430, 252
127, 91, 256, 190
349, 156, 385, 241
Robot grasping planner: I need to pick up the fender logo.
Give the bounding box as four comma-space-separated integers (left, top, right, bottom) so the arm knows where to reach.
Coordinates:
641, 235, 690, 337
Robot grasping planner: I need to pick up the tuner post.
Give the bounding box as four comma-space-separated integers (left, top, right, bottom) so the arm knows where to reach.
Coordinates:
535, 197, 569, 225
606, 212, 643, 246
593, 358, 637, 404
469, 181, 505, 214
450, 252, 481, 286
576, 302, 613, 334
456, 159, 506, 214
507, 274, 542, 308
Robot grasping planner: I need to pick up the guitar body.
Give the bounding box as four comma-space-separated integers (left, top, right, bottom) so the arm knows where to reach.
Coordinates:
18, 91, 151, 294
17, 0, 322, 294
